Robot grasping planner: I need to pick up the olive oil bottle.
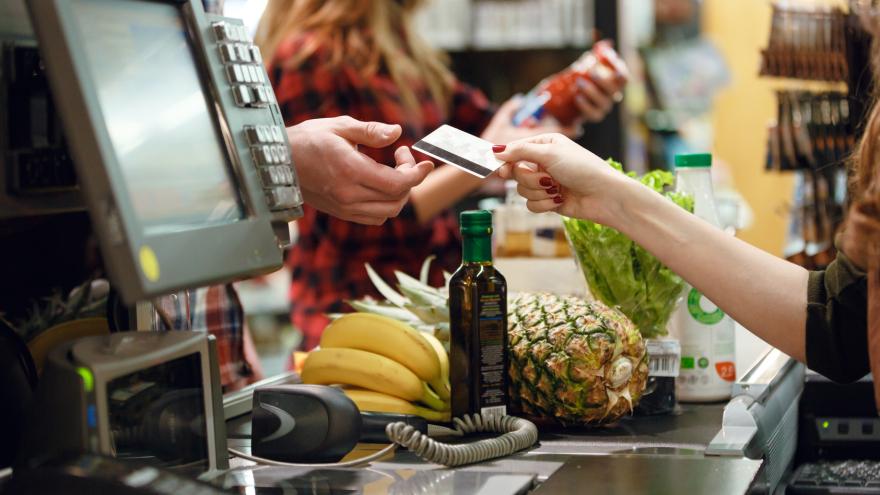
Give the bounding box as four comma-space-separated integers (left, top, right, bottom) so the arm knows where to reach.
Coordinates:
449, 210, 508, 418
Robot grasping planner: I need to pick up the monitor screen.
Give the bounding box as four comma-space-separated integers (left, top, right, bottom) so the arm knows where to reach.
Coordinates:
70, 0, 243, 235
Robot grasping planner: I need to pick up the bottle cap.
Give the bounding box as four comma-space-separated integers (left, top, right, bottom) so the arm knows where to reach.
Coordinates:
460, 210, 493, 236
674, 153, 712, 168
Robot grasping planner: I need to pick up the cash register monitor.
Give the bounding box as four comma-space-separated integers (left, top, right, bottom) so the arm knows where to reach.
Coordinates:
26, 0, 301, 304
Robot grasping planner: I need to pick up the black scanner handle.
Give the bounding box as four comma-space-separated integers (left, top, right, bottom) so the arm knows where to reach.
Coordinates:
359, 412, 427, 443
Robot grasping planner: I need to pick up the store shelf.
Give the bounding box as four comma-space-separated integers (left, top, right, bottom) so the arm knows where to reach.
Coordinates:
414, 0, 594, 52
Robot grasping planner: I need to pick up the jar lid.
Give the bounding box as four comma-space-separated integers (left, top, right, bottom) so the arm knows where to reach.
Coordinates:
674, 153, 712, 168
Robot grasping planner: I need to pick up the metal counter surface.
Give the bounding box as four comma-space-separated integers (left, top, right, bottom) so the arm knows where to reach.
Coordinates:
220, 403, 760, 494
365, 402, 726, 479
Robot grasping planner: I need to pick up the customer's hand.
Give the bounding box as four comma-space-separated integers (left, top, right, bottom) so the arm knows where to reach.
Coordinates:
288, 116, 433, 225
572, 43, 629, 123
494, 133, 630, 226
482, 98, 582, 143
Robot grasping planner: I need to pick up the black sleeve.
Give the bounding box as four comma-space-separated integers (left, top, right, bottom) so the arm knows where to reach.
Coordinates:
805, 252, 870, 382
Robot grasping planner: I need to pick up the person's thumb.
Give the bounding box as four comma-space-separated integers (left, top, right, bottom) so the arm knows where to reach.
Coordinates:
335, 118, 402, 148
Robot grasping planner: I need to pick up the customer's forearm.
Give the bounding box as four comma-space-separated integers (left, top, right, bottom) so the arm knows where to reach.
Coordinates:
610, 178, 810, 361
409, 167, 483, 224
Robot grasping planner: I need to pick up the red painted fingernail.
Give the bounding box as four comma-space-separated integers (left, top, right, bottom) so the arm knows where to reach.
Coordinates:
547, 187, 559, 195
539, 177, 553, 187
492, 144, 506, 153
553, 196, 564, 204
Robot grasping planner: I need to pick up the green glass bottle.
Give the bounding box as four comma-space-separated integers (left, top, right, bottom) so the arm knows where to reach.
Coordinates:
449, 210, 508, 418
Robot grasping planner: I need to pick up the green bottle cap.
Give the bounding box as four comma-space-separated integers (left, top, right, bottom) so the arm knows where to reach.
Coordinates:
674, 153, 712, 168
460, 210, 493, 237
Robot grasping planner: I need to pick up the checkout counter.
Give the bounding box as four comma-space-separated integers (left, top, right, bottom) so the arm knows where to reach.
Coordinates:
0, 0, 877, 493
213, 348, 797, 494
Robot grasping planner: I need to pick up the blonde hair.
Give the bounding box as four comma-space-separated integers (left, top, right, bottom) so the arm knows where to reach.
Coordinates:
255, 0, 454, 118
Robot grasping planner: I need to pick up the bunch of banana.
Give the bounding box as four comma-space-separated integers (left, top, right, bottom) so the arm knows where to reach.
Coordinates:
301, 312, 451, 420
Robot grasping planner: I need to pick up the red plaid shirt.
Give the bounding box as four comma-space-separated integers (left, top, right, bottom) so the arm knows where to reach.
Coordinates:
153, 284, 250, 389
269, 34, 495, 350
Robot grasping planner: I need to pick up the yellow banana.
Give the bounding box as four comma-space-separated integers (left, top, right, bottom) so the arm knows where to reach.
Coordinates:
320, 313, 447, 399
302, 347, 447, 411
422, 332, 451, 400
343, 388, 450, 423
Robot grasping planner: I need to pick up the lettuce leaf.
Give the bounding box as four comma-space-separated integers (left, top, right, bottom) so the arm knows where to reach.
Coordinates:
563, 159, 694, 338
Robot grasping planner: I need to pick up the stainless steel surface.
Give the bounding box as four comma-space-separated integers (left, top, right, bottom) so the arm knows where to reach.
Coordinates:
223, 403, 734, 492
734, 348, 797, 402
707, 351, 804, 493
218, 467, 536, 494
532, 454, 762, 495
223, 370, 300, 420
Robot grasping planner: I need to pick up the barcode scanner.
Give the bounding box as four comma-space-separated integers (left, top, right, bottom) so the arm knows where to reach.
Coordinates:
250, 385, 426, 463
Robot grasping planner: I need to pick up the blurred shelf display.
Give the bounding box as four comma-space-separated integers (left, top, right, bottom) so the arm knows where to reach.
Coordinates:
493, 181, 572, 259
414, 0, 594, 51
757, 1, 874, 269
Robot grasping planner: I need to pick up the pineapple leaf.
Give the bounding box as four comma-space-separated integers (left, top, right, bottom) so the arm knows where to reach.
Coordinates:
419, 255, 435, 285
365, 263, 409, 308
403, 303, 449, 324
397, 283, 448, 310
349, 299, 420, 322
395, 270, 445, 297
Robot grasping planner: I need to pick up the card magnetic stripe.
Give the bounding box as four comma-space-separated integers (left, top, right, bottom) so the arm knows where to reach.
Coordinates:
413, 140, 495, 178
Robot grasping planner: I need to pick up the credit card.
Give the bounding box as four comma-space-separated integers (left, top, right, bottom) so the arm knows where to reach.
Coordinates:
413, 125, 503, 178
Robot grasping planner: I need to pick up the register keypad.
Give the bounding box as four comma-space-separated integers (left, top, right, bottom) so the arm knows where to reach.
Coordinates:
211, 20, 301, 214
210, 21, 274, 111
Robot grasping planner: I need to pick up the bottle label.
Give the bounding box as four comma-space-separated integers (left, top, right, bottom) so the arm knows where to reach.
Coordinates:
687, 288, 725, 325
477, 293, 507, 415
646, 339, 681, 378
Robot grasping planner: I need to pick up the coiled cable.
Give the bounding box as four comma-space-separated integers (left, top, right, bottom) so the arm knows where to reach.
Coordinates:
385, 414, 538, 467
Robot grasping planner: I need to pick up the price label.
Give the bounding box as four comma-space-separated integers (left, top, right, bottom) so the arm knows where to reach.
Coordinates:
646, 339, 681, 378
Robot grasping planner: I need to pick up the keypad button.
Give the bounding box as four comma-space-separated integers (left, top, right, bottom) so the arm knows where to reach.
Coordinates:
270, 186, 303, 209
226, 24, 239, 42
254, 126, 267, 143
233, 85, 251, 106
249, 45, 263, 64
272, 126, 285, 143
244, 126, 260, 145
258, 169, 273, 188
251, 146, 272, 166
252, 66, 265, 83
236, 44, 252, 63
237, 25, 249, 42
219, 44, 237, 63
225, 65, 243, 83
251, 86, 268, 106
212, 22, 228, 42
275, 145, 290, 163
282, 166, 295, 184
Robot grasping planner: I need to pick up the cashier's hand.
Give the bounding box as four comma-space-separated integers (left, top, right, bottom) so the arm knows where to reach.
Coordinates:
494, 133, 631, 227
287, 116, 434, 225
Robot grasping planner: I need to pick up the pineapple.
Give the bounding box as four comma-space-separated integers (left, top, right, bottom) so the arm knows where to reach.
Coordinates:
507, 293, 648, 424
344, 260, 648, 425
